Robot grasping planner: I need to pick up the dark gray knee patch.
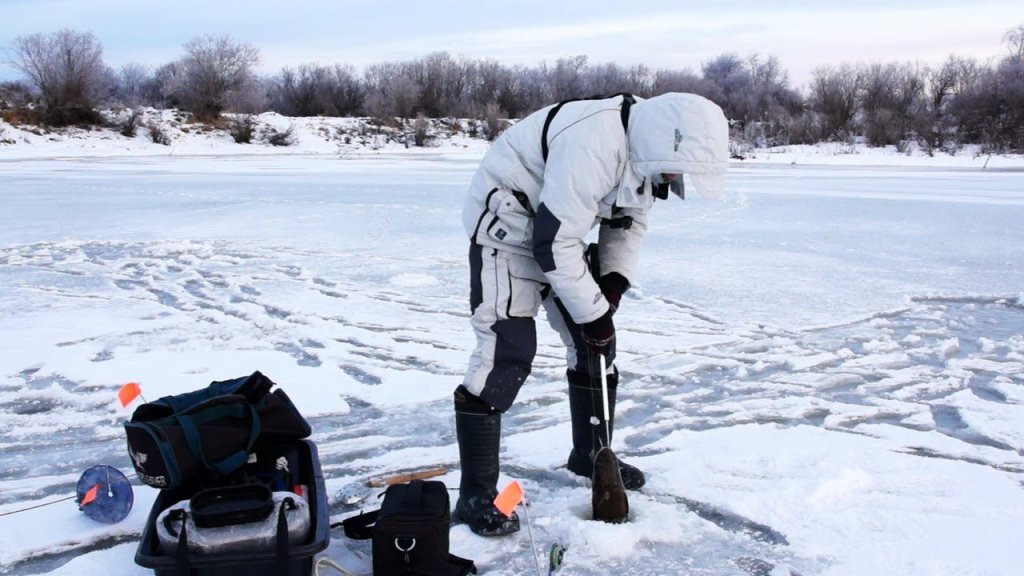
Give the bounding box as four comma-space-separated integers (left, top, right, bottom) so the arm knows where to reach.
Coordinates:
567, 367, 619, 390
454, 385, 499, 415
478, 317, 536, 412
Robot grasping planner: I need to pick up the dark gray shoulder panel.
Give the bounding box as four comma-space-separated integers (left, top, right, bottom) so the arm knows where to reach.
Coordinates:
533, 202, 561, 273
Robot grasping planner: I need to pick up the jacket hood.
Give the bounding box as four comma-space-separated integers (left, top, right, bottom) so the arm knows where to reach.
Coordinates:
618, 93, 729, 201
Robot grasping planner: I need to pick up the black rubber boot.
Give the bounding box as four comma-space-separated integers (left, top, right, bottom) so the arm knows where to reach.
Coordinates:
453, 388, 520, 536
566, 370, 646, 490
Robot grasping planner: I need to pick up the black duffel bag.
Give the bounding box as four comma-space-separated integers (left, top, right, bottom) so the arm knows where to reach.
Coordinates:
342, 480, 476, 576
125, 371, 311, 490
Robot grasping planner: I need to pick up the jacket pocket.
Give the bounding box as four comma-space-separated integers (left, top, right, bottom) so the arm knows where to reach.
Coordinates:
485, 188, 535, 249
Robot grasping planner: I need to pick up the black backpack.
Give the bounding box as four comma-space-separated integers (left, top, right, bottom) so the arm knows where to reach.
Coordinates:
342, 480, 476, 576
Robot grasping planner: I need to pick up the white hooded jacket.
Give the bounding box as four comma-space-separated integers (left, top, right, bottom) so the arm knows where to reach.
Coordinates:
463, 92, 728, 324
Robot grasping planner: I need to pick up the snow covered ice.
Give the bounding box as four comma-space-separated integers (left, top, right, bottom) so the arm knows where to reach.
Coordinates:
0, 134, 1022, 575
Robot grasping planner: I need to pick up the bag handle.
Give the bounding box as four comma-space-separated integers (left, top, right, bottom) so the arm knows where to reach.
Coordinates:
156, 371, 274, 413
402, 479, 425, 508
176, 401, 261, 477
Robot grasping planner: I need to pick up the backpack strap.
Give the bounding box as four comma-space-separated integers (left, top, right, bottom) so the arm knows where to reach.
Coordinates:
620, 93, 635, 132
406, 553, 478, 576
540, 100, 571, 163
340, 508, 379, 540
447, 553, 478, 575
541, 93, 635, 163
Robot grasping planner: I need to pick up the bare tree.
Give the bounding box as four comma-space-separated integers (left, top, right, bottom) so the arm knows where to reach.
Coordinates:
651, 68, 704, 95
854, 61, 926, 148
859, 63, 902, 146
514, 66, 550, 116
267, 63, 363, 117
391, 74, 421, 119
0, 81, 35, 110
9, 29, 108, 125
627, 64, 654, 97
953, 30, 1024, 151
364, 61, 397, 121
740, 54, 804, 146
1005, 24, 1024, 64
951, 62, 1024, 152
808, 64, 860, 141
404, 53, 444, 117
466, 60, 534, 118
467, 58, 504, 112
545, 55, 589, 101
115, 63, 151, 108
325, 64, 364, 116
927, 57, 960, 113
363, 61, 423, 120
171, 35, 261, 120
152, 61, 181, 109
586, 62, 633, 96
273, 64, 328, 116
483, 101, 505, 140
918, 59, 958, 152
384, 52, 471, 117
701, 53, 753, 122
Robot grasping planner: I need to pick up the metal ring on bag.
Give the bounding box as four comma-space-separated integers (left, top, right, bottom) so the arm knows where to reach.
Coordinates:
395, 537, 416, 552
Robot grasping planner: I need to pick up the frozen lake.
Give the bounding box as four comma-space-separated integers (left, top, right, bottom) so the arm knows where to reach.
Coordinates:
0, 154, 1022, 575
4, 155, 1021, 328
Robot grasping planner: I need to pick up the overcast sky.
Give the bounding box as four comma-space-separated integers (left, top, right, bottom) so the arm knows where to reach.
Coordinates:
2, 0, 1023, 90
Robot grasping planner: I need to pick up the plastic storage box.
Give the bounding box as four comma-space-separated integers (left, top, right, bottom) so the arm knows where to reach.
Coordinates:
135, 440, 329, 576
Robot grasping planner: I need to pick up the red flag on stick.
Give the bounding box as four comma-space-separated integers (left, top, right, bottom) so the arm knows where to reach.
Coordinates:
80, 483, 100, 507
118, 382, 142, 407
493, 480, 524, 518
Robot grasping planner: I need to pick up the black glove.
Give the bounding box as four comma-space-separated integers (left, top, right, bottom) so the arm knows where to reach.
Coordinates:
598, 273, 630, 313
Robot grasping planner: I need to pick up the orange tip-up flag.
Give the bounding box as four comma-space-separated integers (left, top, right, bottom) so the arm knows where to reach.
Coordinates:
118, 382, 142, 407
80, 483, 100, 507
493, 480, 524, 518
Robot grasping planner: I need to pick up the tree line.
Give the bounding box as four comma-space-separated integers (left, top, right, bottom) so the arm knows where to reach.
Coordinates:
2, 26, 1023, 152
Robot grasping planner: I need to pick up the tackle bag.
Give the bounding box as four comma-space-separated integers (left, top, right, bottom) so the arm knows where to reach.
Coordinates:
125, 371, 311, 490
342, 480, 476, 576
156, 487, 311, 556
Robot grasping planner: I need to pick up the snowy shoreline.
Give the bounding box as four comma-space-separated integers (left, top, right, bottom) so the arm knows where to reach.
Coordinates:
3, 108, 1024, 170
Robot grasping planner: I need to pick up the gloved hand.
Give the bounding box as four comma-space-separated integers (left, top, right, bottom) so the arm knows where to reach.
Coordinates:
598, 273, 630, 313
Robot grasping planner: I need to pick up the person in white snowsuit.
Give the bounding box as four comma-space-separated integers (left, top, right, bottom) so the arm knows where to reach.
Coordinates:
453, 92, 729, 536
